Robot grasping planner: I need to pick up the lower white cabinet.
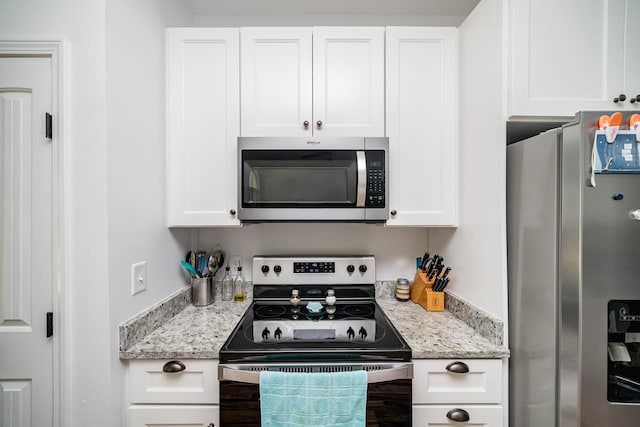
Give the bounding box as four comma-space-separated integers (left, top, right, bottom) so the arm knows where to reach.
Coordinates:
128, 359, 219, 427
129, 405, 219, 427
412, 359, 503, 426
413, 406, 503, 426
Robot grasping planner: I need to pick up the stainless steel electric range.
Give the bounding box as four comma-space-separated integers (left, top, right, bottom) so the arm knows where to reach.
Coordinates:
218, 255, 412, 427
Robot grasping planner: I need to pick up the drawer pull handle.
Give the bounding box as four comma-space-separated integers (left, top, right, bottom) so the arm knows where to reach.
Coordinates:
446, 408, 470, 422
162, 360, 186, 373
445, 361, 469, 374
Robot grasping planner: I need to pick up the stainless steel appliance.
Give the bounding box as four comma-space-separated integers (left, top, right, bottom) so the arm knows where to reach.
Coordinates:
507, 111, 640, 426
218, 255, 412, 426
237, 137, 388, 223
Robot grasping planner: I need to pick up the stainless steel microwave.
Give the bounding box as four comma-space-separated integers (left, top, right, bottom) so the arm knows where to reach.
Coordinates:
237, 137, 389, 223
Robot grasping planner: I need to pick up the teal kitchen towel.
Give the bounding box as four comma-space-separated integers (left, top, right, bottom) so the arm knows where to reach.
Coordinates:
259, 370, 368, 427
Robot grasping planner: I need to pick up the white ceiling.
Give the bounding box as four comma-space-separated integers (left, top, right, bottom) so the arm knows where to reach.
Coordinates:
185, 0, 481, 18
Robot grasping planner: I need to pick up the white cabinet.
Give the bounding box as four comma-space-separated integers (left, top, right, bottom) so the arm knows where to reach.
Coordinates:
412, 359, 503, 426
166, 28, 240, 227
240, 27, 385, 137
128, 359, 219, 427
129, 406, 219, 427
385, 27, 458, 226
510, 0, 640, 117
413, 406, 503, 426
240, 27, 312, 137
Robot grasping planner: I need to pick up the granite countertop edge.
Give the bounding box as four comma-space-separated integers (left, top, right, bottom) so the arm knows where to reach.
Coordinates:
119, 286, 509, 361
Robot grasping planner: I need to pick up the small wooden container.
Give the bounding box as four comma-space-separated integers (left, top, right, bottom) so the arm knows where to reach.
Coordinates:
410, 269, 434, 303
419, 288, 445, 311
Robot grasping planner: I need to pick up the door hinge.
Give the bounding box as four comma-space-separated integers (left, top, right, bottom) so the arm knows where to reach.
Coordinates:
45, 113, 52, 139
46, 312, 53, 337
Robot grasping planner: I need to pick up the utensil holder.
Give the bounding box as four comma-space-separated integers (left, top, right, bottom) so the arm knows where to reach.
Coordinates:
419, 288, 444, 311
410, 269, 434, 303
192, 277, 214, 306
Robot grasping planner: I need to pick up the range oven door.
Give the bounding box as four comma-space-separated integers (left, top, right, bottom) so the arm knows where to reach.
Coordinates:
219, 362, 412, 427
237, 137, 388, 222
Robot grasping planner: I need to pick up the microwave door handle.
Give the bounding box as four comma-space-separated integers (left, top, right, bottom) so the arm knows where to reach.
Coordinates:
356, 151, 367, 207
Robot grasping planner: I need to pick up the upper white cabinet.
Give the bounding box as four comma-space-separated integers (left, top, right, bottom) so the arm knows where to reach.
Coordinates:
240, 27, 312, 137
510, 0, 640, 117
240, 27, 385, 137
166, 28, 241, 227
385, 27, 458, 227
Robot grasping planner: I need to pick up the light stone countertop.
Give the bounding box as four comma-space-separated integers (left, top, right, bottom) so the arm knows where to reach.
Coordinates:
120, 296, 508, 360
377, 299, 508, 358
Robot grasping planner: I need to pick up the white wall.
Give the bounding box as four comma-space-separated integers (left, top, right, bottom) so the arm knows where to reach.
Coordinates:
429, 0, 507, 319
198, 224, 428, 282
105, 0, 192, 425
0, 0, 110, 425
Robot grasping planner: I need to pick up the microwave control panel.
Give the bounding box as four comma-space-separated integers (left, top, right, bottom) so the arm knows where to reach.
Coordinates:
366, 151, 386, 207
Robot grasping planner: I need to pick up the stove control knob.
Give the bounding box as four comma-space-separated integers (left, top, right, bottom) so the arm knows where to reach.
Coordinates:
274, 265, 282, 274
290, 289, 301, 306
358, 327, 368, 340
359, 265, 368, 273
325, 289, 336, 305
347, 264, 355, 273
261, 265, 269, 274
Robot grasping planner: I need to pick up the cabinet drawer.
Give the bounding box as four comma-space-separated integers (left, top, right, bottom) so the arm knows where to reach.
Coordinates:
129, 359, 219, 404
413, 359, 502, 404
413, 405, 503, 426
128, 404, 219, 427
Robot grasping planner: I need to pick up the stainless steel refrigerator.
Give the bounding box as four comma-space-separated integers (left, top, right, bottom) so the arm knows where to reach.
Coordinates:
507, 111, 640, 426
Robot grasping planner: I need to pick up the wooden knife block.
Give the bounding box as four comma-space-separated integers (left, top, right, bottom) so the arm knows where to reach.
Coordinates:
420, 288, 445, 311
410, 269, 434, 303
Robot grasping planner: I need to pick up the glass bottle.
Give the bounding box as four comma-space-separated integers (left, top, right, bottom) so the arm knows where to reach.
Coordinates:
233, 266, 246, 302
221, 266, 233, 301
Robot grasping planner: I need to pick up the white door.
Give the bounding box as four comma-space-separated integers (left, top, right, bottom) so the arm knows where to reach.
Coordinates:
313, 27, 385, 137
240, 27, 313, 136
0, 56, 53, 427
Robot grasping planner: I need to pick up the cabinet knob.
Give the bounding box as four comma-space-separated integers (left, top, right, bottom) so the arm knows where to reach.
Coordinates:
445, 361, 470, 374
630, 95, 639, 104
208, 424, 215, 427
390, 210, 397, 216
162, 360, 186, 373
446, 408, 470, 422
316, 120, 323, 128
614, 93, 627, 103
303, 120, 309, 128
229, 209, 236, 216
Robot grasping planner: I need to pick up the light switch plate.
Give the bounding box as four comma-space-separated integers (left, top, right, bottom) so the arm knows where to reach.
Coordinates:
131, 261, 147, 295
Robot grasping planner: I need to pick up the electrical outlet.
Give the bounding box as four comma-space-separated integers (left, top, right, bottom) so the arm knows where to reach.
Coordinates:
131, 262, 147, 295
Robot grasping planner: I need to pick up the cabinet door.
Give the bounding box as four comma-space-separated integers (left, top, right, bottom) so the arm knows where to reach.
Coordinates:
313, 27, 385, 137
166, 28, 240, 227
385, 27, 458, 226
129, 359, 219, 404
129, 405, 218, 427
610, 0, 640, 106
240, 28, 313, 136
413, 405, 503, 426
510, 0, 640, 116
413, 359, 502, 404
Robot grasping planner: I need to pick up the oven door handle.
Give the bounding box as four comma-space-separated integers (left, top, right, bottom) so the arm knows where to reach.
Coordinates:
219, 364, 413, 384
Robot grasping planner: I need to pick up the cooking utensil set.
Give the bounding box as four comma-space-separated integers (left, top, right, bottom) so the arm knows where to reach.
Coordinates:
181, 244, 226, 279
